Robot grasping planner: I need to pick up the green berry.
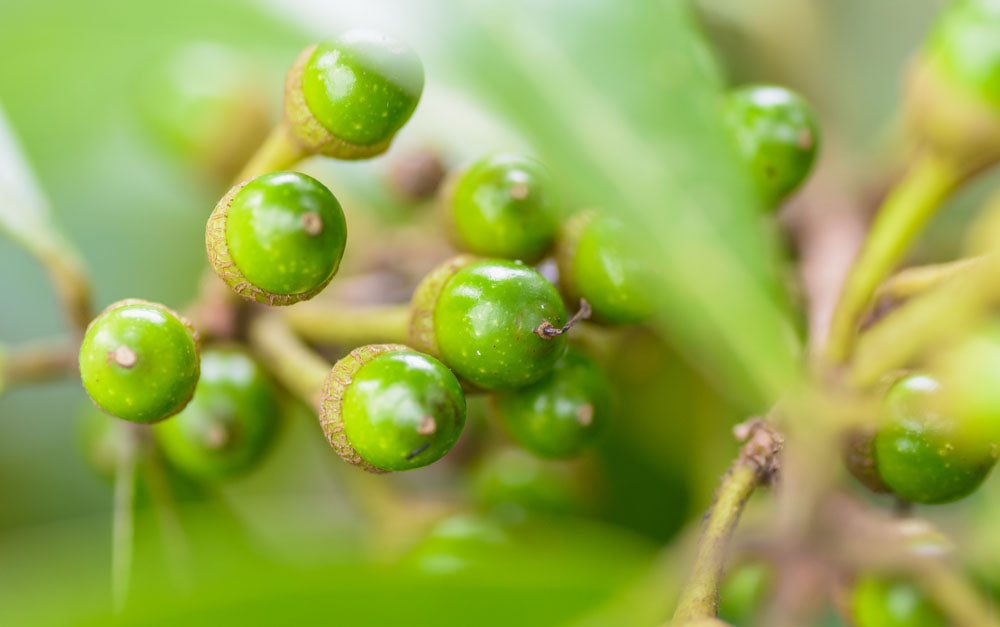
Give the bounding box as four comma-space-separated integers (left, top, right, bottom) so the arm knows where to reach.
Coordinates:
471, 448, 582, 516
319, 344, 466, 472
206, 171, 347, 306
927, 0, 1000, 110
875, 374, 998, 504
852, 575, 946, 627
938, 321, 1000, 443
722, 84, 819, 207
134, 42, 269, 177
407, 513, 509, 575
154, 348, 279, 480
285, 31, 424, 160
79, 299, 200, 423
443, 153, 560, 261
493, 348, 611, 458
556, 211, 653, 324
410, 256, 569, 389
908, 0, 1000, 169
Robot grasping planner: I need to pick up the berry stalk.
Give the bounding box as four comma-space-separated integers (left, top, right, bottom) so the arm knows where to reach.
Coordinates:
232, 123, 307, 185
282, 302, 411, 347
246, 313, 329, 409
826, 151, 961, 364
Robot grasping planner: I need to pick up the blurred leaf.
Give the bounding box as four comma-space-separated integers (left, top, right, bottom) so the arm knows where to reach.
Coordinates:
440, 0, 802, 409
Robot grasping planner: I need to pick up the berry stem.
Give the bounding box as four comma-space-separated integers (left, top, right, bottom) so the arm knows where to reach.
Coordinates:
247, 313, 329, 409
0, 340, 77, 392
672, 419, 783, 621
282, 302, 411, 347
233, 122, 307, 184
535, 298, 591, 339
39, 247, 93, 336
872, 256, 982, 308
825, 151, 962, 364
847, 253, 1000, 387
111, 425, 138, 614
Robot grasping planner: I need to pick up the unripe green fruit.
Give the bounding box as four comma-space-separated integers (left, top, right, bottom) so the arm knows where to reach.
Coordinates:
471, 447, 581, 516
206, 171, 347, 306
407, 513, 509, 575
875, 374, 998, 504
852, 575, 946, 627
556, 211, 653, 324
493, 348, 611, 458
442, 153, 560, 261
79, 299, 200, 423
319, 344, 466, 472
908, 0, 1000, 170
134, 42, 270, 178
722, 84, 819, 207
410, 256, 569, 389
154, 348, 279, 479
284, 30, 424, 160
937, 321, 1000, 443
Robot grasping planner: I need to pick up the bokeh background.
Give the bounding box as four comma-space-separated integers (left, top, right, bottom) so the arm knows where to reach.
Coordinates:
3, 1, 1000, 625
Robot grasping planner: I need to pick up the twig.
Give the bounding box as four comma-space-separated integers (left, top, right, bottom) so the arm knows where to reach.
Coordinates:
246, 313, 329, 409
825, 151, 962, 364
671, 419, 783, 622
1, 340, 77, 391
111, 425, 138, 614
282, 302, 411, 347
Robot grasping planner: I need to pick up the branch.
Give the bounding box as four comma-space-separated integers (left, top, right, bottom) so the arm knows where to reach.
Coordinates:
282, 302, 411, 347
1, 340, 77, 392
825, 151, 962, 364
246, 313, 330, 410
671, 419, 784, 622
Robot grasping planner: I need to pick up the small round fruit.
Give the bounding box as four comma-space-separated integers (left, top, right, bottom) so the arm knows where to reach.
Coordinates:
410, 257, 569, 389
471, 447, 581, 516
938, 321, 1000, 443
319, 344, 466, 472
908, 0, 1000, 169
556, 211, 653, 324
443, 153, 559, 261
493, 348, 611, 458
852, 575, 946, 627
875, 374, 998, 504
406, 513, 509, 575
284, 30, 424, 160
155, 348, 279, 479
206, 171, 347, 306
722, 84, 819, 207
79, 299, 200, 423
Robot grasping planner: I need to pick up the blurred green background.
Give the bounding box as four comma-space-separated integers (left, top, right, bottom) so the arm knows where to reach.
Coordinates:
4, 0, 998, 625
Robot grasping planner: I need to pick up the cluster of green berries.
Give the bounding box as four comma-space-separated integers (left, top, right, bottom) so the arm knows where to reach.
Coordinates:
79, 30, 823, 478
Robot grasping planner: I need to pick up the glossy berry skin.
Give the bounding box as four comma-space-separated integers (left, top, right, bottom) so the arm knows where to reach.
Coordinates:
928, 0, 1000, 110
79, 299, 200, 423
444, 154, 560, 261
557, 211, 653, 324
852, 576, 946, 627
155, 348, 279, 480
414, 258, 569, 390
723, 85, 819, 207
493, 348, 611, 458
286, 31, 424, 160
875, 374, 998, 504
320, 345, 466, 472
207, 171, 347, 306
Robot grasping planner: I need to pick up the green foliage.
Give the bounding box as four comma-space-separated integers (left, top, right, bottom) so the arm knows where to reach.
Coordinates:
852, 575, 947, 627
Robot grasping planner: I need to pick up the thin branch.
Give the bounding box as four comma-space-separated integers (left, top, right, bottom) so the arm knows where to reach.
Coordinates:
246, 313, 330, 410
282, 302, 411, 347
1, 340, 77, 391
111, 426, 138, 614
672, 419, 783, 622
